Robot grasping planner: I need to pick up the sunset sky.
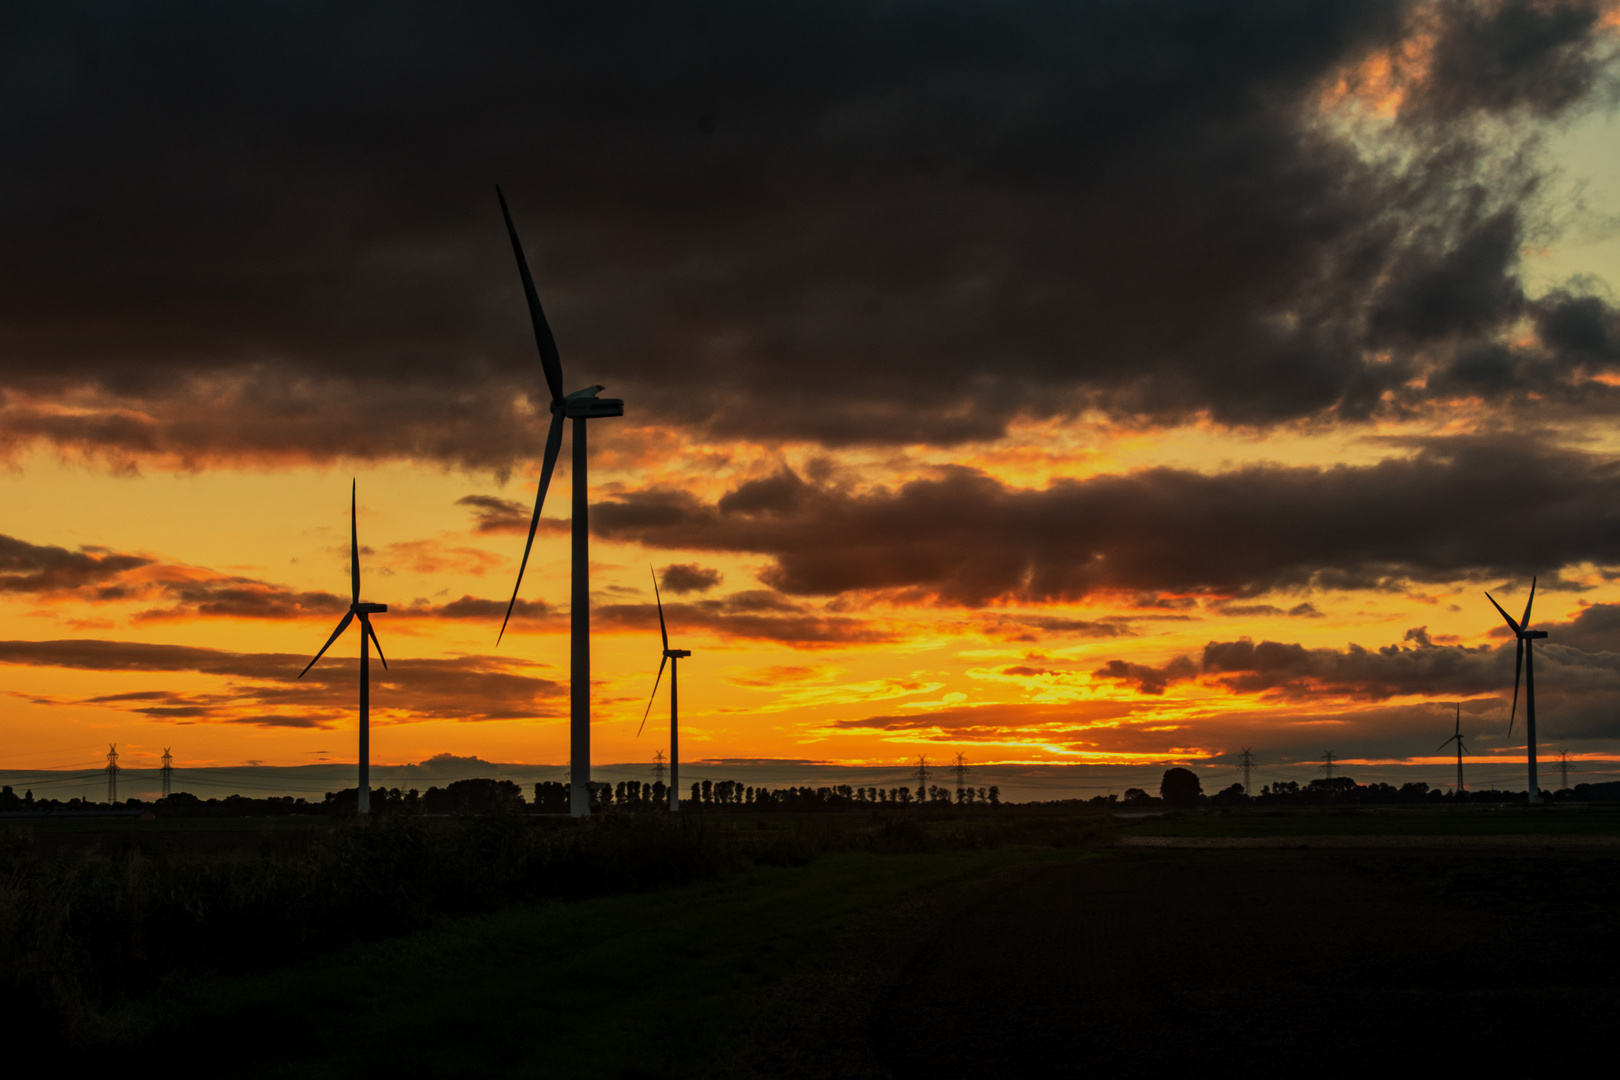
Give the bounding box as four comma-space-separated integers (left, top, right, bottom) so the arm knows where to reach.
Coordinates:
6, 1, 1620, 783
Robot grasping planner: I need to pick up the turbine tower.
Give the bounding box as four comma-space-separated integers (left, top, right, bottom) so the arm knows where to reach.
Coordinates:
1486, 577, 1547, 805
638, 568, 691, 812
495, 188, 624, 819
1438, 703, 1468, 793
298, 481, 388, 814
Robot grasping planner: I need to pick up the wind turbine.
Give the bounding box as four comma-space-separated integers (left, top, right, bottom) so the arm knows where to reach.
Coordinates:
1485, 577, 1548, 805
638, 568, 690, 812
299, 480, 388, 814
495, 187, 624, 818
1438, 703, 1468, 793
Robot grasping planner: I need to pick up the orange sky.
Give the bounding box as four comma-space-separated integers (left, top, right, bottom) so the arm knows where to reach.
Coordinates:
6, 2, 1620, 783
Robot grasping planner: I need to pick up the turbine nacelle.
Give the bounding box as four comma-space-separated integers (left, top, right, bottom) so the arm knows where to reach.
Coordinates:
555, 385, 625, 419
664, 648, 692, 659
352, 602, 388, 614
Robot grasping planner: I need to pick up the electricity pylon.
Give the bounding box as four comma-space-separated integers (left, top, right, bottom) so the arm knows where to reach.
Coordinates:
1320, 750, 1337, 780
914, 754, 931, 800
652, 749, 667, 785
160, 747, 173, 797
105, 743, 119, 804
951, 752, 970, 801
1238, 748, 1255, 796
1557, 750, 1571, 791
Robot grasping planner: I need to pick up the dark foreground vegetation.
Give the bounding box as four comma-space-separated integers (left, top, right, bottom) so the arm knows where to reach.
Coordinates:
7, 765, 1619, 1066
0, 805, 1102, 1046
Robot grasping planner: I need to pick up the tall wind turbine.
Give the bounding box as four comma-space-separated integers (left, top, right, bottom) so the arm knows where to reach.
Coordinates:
495, 187, 624, 818
1438, 703, 1468, 793
299, 480, 388, 814
638, 568, 690, 812
1485, 577, 1547, 805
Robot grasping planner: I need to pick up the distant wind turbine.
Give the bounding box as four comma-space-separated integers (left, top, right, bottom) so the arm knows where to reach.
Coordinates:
298, 480, 388, 814
1438, 703, 1468, 793
1485, 577, 1548, 805
495, 187, 624, 818
638, 568, 691, 812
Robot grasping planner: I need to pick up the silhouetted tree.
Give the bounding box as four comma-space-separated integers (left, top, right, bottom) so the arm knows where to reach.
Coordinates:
533, 781, 569, 813
1160, 767, 1203, 806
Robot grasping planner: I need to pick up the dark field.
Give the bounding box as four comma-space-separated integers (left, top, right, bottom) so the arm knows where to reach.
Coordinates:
9, 807, 1617, 1076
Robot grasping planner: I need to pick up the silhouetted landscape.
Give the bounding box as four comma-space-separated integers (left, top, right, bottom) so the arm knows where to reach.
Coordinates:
6, 0, 1620, 1074
4, 773, 1617, 1074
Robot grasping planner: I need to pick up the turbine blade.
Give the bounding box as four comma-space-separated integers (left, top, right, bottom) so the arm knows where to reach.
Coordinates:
350, 479, 360, 604
1508, 638, 1524, 737
498, 411, 565, 645
496, 186, 564, 404
299, 611, 354, 679
362, 613, 387, 670
1438, 736, 1456, 752
651, 566, 669, 651
1521, 575, 1537, 629
636, 655, 669, 738
1485, 592, 1521, 635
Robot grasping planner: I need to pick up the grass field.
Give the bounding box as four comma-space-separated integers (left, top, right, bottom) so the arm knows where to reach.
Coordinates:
1121, 804, 1620, 836
89, 845, 1082, 1078
15, 805, 1620, 1076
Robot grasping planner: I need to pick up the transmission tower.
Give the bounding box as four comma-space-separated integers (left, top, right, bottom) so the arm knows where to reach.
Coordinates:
1557, 750, 1571, 791
913, 754, 931, 798
652, 749, 667, 784
160, 747, 173, 797
951, 752, 970, 800
1320, 750, 1336, 780
1238, 748, 1255, 796
105, 743, 119, 804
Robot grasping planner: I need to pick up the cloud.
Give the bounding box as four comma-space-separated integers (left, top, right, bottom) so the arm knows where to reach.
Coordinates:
1091, 657, 1200, 696
593, 437, 1620, 603
0, 638, 565, 724
1, 2, 1617, 465
0, 529, 563, 626
657, 563, 723, 594
456, 494, 568, 536
0, 534, 152, 595
595, 593, 898, 648
1092, 606, 1620, 737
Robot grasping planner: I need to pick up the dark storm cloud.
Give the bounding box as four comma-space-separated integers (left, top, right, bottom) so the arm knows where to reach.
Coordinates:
0, 638, 565, 723
594, 436, 1620, 603
2, 1, 1618, 463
